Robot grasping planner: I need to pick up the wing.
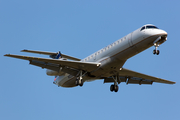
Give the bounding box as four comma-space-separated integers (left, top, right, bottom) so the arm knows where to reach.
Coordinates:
21, 49, 81, 61
104, 68, 175, 84
4, 54, 100, 72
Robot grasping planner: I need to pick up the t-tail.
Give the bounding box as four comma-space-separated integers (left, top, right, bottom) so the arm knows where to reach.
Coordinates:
55, 51, 62, 59
50, 51, 62, 59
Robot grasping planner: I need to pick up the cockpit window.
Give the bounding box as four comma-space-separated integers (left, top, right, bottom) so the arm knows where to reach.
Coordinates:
140, 25, 158, 31
146, 25, 158, 29
140, 26, 145, 31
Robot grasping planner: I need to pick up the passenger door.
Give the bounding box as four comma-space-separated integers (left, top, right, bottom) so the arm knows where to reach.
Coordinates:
127, 33, 133, 46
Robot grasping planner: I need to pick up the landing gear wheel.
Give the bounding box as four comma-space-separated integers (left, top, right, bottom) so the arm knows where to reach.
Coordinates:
114, 85, 119, 92
157, 50, 160, 55
153, 50, 156, 55
79, 79, 83, 87
75, 79, 79, 86
153, 49, 160, 55
110, 84, 119, 92
110, 85, 114, 92
75, 78, 83, 86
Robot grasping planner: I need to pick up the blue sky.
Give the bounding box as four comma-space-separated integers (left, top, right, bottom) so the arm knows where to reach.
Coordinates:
1, 0, 180, 120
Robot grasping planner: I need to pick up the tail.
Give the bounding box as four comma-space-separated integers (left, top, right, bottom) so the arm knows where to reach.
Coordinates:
55, 51, 62, 59
50, 51, 62, 59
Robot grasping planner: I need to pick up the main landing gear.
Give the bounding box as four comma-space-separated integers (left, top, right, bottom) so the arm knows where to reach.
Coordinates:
75, 70, 86, 87
110, 75, 119, 92
75, 77, 83, 86
110, 84, 119, 92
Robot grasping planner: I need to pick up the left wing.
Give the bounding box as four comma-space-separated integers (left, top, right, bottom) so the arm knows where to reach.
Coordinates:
4, 54, 100, 72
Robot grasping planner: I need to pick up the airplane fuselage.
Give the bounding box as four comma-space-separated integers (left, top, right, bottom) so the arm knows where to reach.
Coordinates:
52, 25, 167, 87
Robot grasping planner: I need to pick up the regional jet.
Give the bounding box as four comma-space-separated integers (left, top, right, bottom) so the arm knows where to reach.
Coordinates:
4, 24, 176, 92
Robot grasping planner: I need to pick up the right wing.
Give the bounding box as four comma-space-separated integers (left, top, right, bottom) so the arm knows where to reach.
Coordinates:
4, 54, 100, 72
21, 49, 81, 61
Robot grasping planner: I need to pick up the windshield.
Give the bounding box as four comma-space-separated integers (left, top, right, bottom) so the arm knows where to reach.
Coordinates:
141, 25, 158, 31
146, 25, 158, 29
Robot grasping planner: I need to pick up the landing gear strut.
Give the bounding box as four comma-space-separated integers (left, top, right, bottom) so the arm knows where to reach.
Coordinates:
75, 70, 86, 87
110, 75, 119, 92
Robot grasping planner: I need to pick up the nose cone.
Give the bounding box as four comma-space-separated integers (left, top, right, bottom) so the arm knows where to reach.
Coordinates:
159, 29, 168, 36
145, 29, 168, 37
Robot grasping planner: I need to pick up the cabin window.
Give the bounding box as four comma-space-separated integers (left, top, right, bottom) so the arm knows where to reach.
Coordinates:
124, 37, 126, 40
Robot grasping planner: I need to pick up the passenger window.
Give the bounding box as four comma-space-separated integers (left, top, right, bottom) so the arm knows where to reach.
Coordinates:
124, 37, 126, 40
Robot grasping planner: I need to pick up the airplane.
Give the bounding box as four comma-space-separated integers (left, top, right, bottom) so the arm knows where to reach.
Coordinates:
4, 24, 176, 92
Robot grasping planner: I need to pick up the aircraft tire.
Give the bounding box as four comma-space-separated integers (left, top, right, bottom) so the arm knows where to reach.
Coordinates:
114, 85, 119, 92
75, 79, 79, 86
110, 85, 114, 92
157, 50, 160, 55
79, 80, 83, 87
153, 50, 156, 55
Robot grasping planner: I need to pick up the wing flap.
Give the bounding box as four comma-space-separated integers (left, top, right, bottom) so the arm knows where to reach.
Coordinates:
30, 60, 79, 76
4, 54, 100, 72
104, 76, 153, 85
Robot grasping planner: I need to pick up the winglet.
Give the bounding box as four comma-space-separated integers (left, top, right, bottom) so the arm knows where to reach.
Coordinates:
21, 49, 28, 52
4, 54, 10, 56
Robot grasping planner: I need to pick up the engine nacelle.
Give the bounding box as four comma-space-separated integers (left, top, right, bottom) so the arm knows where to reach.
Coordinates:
46, 69, 65, 76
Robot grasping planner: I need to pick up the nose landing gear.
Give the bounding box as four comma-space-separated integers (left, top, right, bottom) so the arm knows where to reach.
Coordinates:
153, 36, 161, 55
153, 44, 160, 55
